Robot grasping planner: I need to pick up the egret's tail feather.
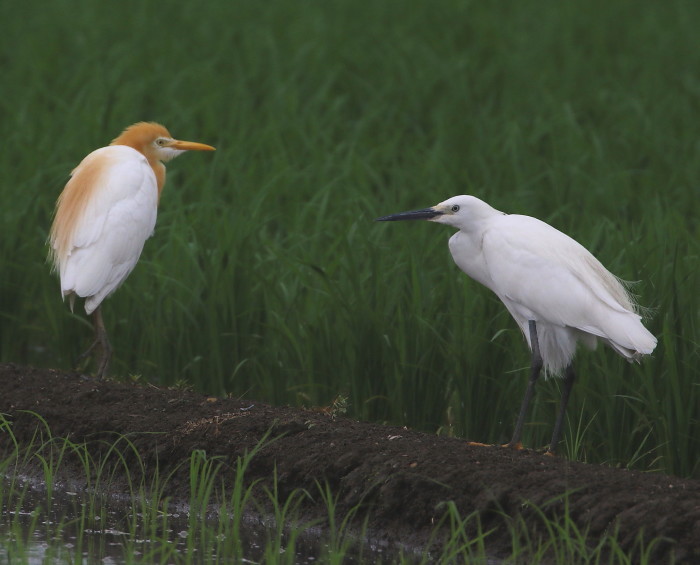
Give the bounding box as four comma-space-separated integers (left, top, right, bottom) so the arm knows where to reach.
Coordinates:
525, 316, 656, 378
602, 313, 657, 359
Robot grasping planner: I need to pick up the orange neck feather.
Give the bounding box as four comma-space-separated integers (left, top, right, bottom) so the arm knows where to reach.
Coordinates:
111, 122, 170, 197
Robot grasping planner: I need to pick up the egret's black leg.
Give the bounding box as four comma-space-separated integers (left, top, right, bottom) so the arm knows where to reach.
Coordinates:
92, 306, 112, 379
547, 363, 576, 454
507, 320, 543, 448
77, 306, 111, 378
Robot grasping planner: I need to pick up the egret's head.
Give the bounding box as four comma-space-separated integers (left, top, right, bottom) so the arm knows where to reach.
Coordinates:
376, 195, 499, 228
111, 122, 216, 162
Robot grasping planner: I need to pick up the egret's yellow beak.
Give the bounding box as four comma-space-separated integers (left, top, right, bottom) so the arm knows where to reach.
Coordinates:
168, 139, 216, 151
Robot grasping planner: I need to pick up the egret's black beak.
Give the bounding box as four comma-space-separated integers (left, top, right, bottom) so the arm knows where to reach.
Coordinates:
375, 208, 443, 222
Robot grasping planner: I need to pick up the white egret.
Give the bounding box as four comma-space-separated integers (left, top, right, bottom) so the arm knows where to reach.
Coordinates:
49, 122, 215, 378
376, 195, 657, 453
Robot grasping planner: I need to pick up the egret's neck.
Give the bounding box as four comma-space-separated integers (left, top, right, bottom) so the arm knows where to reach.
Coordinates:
152, 161, 166, 201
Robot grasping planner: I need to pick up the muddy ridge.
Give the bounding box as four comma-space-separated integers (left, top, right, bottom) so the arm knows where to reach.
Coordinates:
0, 363, 698, 562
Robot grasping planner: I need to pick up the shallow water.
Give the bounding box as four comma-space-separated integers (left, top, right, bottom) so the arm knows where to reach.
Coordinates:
1, 482, 251, 563
0, 477, 404, 564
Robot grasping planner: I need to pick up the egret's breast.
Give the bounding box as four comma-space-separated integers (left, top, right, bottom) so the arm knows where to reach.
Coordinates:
448, 230, 496, 292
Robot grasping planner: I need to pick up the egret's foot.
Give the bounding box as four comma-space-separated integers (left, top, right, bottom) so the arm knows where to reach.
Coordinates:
76, 338, 99, 364
75, 334, 112, 379
95, 349, 111, 379
75, 339, 99, 374
93, 333, 112, 379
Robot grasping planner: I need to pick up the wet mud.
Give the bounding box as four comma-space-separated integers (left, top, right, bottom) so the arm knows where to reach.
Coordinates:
1, 363, 698, 562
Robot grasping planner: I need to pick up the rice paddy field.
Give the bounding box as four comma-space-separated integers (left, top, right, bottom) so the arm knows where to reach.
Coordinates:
0, 0, 698, 482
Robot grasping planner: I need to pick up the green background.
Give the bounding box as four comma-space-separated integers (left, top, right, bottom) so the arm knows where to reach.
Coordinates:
1, 1, 698, 476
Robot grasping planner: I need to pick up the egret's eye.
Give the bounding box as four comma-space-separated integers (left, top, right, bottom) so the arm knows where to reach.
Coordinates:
156, 138, 167, 146
451, 205, 460, 213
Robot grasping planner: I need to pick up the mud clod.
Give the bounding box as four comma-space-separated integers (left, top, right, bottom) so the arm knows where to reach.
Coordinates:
0, 363, 698, 562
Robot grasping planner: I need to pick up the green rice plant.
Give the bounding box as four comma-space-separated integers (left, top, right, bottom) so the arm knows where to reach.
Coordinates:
0, 415, 20, 507
187, 449, 224, 522
513, 494, 674, 565
0, 419, 683, 564
313, 480, 371, 564
0, 0, 699, 478
560, 400, 598, 463
1, 505, 46, 563
424, 501, 493, 564
258, 467, 315, 565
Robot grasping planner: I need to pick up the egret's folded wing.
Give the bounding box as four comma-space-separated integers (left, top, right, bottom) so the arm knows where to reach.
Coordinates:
52, 146, 158, 313
481, 215, 649, 350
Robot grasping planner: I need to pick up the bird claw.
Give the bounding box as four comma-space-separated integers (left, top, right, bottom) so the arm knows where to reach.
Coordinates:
75, 328, 112, 379
93, 337, 112, 379
94, 355, 110, 380
76, 339, 99, 363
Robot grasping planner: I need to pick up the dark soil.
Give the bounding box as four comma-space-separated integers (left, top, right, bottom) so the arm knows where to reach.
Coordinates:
1, 363, 699, 562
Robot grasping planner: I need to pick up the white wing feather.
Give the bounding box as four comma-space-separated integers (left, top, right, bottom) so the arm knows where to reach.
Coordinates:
471, 215, 656, 373
58, 146, 158, 314
433, 195, 655, 375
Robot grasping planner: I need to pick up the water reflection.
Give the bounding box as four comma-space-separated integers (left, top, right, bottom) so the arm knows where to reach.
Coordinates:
0, 477, 398, 564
